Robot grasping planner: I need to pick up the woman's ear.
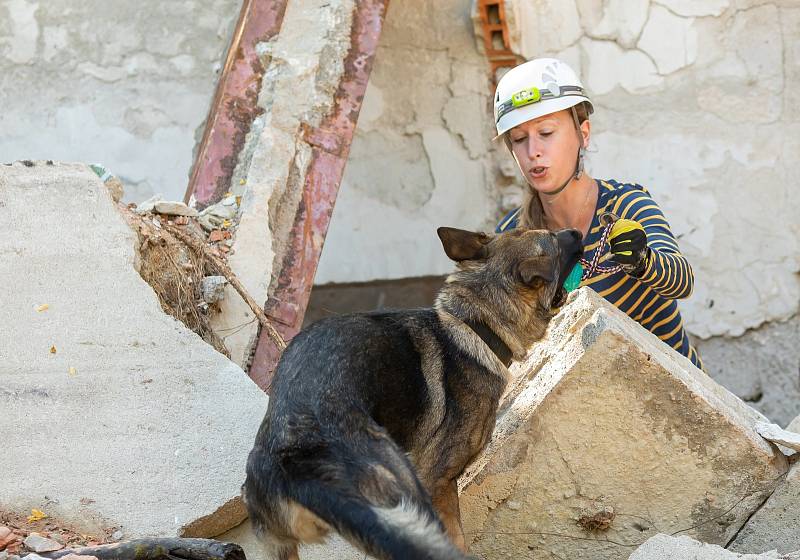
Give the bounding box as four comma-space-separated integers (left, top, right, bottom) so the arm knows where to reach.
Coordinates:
580, 118, 591, 149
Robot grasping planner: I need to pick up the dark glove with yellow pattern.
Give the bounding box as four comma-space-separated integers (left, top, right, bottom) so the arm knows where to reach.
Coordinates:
608, 218, 649, 277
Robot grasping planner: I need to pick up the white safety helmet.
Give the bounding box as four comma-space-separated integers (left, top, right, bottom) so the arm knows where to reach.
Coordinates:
494, 58, 593, 139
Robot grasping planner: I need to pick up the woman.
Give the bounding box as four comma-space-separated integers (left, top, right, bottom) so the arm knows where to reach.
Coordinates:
494, 58, 703, 369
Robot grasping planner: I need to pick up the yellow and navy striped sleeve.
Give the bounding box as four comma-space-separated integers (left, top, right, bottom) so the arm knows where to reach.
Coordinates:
494, 179, 704, 370
612, 188, 694, 300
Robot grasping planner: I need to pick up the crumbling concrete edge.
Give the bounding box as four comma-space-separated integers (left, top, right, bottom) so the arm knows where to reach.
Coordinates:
460, 289, 789, 493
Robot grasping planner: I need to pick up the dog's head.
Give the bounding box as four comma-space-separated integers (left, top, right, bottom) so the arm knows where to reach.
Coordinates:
436, 227, 583, 358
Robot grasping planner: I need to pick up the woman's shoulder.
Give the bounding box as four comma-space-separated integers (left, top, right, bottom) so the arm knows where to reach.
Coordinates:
598, 178, 659, 208
598, 178, 668, 221
599, 178, 653, 198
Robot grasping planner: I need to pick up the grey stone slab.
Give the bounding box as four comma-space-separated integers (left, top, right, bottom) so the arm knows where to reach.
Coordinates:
630, 534, 800, 559
459, 289, 788, 560
0, 162, 268, 537
729, 462, 800, 555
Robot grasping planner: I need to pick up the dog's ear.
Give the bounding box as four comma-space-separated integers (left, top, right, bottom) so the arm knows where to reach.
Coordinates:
517, 257, 555, 287
437, 227, 490, 262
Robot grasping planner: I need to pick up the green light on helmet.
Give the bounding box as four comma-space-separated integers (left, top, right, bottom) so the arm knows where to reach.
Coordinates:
511, 87, 541, 108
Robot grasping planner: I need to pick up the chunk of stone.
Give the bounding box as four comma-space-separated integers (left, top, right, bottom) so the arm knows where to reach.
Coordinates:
0, 162, 267, 537
728, 461, 800, 554
22, 534, 62, 553
134, 193, 163, 214
153, 201, 198, 217
755, 421, 800, 454
200, 276, 227, 304
629, 533, 800, 559
458, 289, 788, 560
197, 198, 237, 231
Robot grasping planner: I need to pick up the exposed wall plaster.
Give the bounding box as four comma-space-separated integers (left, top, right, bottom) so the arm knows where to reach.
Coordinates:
315, 0, 504, 284
0, 0, 240, 202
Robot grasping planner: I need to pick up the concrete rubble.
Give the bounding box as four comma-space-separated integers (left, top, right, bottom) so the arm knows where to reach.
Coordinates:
629, 534, 800, 560
457, 288, 788, 560
0, 162, 268, 538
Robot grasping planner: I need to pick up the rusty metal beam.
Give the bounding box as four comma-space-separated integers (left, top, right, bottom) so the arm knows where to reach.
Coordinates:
184, 0, 289, 208
247, 0, 390, 391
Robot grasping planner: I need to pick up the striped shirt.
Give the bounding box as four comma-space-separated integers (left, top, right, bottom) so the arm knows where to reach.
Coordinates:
497, 179, 703, 370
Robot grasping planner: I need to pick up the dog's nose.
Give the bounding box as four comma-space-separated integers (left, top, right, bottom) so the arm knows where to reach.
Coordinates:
556, 229, 584, 256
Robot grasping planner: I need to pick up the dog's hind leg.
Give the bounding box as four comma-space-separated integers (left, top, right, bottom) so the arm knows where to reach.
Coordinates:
431, 479, 466, 552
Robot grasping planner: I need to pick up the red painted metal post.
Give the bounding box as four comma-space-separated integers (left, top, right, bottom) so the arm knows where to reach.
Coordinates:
247, 0, 390, 391
184, 0, 289, 208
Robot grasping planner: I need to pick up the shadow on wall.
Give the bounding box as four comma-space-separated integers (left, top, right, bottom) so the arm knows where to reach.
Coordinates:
304, 275, 447, 327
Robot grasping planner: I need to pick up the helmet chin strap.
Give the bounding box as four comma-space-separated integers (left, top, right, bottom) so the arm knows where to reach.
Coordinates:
540, 106, 586, 198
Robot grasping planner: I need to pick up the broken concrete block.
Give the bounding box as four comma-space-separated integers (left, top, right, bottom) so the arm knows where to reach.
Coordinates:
0, 162, 267, 538
134, 193, 163, 214
153, 201, 199, 217
755, 421, 800, 454
630, 534, 800, 559
787, 414, 800, 433
22, 535, 61, 554
200, 276, 227, 304
728, 461, 800, 554
458, 288, 788, 560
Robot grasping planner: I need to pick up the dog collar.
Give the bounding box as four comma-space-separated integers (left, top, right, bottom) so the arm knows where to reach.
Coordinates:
464, 319, 513, 367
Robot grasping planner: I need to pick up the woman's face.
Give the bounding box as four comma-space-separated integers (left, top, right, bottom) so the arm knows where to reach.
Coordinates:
508, 109, 591, 193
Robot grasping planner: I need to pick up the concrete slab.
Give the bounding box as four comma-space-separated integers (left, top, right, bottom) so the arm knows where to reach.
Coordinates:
458, 288, 788, 560
630, 534, 800, 560
728, 462, 800, 555
0, 162, 268, 538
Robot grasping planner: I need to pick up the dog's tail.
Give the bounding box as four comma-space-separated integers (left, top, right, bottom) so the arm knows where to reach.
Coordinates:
245, 425, 469, 560
287, 477, 467, 560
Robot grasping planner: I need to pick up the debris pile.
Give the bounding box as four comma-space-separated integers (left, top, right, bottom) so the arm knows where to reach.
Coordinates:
0, 509, 114, 560
120, 201, 232, 356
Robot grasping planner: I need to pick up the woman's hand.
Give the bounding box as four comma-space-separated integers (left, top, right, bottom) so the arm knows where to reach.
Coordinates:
608, 218, 649, 276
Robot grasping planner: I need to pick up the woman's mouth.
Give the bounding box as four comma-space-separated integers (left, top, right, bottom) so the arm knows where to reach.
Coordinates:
530, 166, 548, 179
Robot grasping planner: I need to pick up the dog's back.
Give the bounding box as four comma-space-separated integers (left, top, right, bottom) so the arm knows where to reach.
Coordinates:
244, 310, 469, 560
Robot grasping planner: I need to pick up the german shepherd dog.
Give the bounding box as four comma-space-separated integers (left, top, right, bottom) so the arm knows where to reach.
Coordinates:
243, 227, 583, 560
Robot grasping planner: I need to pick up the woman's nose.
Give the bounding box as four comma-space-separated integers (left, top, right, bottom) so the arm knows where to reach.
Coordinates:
527, 137, 543, 159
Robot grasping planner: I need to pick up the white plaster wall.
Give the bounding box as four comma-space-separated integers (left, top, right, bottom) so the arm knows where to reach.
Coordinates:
498, 0, 800, 423
314, 0, 503, 284
0, 0, 239, 202
502, 0, 800, 340
318, 0, 800, 341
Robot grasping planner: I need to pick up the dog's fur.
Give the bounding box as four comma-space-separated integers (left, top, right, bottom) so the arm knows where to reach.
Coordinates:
243, 227, 583, 560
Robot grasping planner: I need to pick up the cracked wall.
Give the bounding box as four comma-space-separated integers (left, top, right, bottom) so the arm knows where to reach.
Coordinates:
500, 0, 800, 425
0, 0, 239, 202
314, 0, 504, 283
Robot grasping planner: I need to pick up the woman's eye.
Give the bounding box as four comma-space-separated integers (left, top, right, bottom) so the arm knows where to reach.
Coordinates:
511, 135, 527, 144
540, 131, 553, 137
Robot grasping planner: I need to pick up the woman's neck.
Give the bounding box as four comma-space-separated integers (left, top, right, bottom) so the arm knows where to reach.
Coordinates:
539, 174, 597, 237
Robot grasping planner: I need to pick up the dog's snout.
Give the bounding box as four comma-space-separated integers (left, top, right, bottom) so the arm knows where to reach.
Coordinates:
556, 228, 584, 257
